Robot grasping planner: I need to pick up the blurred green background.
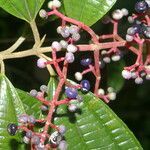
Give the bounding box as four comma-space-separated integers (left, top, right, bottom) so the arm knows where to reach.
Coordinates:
0, 0, 150, 149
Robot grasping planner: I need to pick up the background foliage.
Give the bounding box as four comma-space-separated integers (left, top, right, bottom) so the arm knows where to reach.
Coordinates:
0, 0, 149, 149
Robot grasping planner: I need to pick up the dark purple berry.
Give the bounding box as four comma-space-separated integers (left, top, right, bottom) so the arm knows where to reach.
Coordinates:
65, 88, 78, 99
132, 24, 142, 34
135, 1, 148, 13
7, 123, 18, 136
81, 80, 90, 92
80, 58, 92, 66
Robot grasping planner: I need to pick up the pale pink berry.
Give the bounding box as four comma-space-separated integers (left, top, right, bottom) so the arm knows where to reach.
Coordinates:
65, 52, 75, 63
51, 41, 62, 51
69, 25, 79, 34
37, 58, 46, 68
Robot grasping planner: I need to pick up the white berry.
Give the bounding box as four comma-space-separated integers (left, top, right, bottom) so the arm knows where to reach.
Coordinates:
23, 136, 30, 144
39, 9, 47, 18
111, 55, 121, 61
75, 72, 82, 81
60, 40, 68, 49
48, 1, 53, 9
108, 92, 116, 100
122, 70, 132, 79
126, 34, 133, 42
68, 104, 77, 112
67, 44, 78, 53
98, 88, 105, 95
107, 87, 114, 93
72, 33, 81, 41
135, 77, 143, 84
112, 9, 123, 20
146, 74, 150, 80
57, 26, 62, 34
52, 0, 61, 8
101, 50, 107, 55
51, 41, 62, 51
128, 16, 134, 23
121, 8, 129, 16
131, 72, 138, 79
103, 57, 111, 63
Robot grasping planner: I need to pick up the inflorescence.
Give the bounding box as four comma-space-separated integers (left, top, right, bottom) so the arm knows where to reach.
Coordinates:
7, 0, 150, 149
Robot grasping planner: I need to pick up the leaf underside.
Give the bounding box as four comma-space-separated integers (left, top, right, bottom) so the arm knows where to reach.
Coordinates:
0, 0, 45, 22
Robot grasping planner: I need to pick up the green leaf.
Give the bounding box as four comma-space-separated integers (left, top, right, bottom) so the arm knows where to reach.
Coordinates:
54, 92, 142, 149
17, 89, 41, 118
0, 74, 25, 149
63, 0, 117, 26
45, 77, 142, 149
0, 0, 45, 22
107, 60, 125, 92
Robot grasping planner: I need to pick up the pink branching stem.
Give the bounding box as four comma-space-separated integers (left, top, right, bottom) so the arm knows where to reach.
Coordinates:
41, 57, 69, 143
52, 49, 64, 77
36, 96, 50, 106
145, 15, 150, 26
99, 34, 114, 40
98, 95, 110, 103
65, 81, 81, 89
55, 98, 70, 106
81, 65, 95, 76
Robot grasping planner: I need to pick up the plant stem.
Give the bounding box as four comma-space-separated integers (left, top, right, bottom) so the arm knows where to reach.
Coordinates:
2, 37, 25, 54
30, 20, 40, 45
3, 47, 52, 59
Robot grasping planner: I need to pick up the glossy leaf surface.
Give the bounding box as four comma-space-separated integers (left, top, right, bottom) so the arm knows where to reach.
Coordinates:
0, 75, 25, 149
48, 77, 142, 149
63, 0, 117, 26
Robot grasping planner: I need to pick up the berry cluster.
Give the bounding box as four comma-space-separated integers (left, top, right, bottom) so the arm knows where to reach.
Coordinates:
122, 0, 150, 84
7, 0, 150, 149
